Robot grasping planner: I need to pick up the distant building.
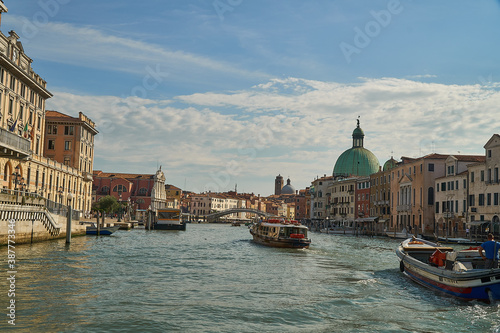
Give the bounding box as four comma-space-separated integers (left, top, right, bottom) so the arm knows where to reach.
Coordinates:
274, 174, 283, 195
92, 168, 167, 212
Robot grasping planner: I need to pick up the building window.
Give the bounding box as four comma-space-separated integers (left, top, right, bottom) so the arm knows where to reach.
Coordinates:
487, 193, 492, 206
64, 157, 70, 166
495, 193, 499, 206
428, 163, 434, 172
112, 184, 127, 193
138, 187, 148, 196
488, 149, 492, 158
8, 98, 13, 115
481, 170, 484, 182
471, 172, 475, 183
48, 140, 55, 150
64, 126, 74, 135
479, 194, 485, 206
64, 141, 71, 150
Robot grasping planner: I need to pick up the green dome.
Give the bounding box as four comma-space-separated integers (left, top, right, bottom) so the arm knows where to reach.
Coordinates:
333, 147, 380, 177
383, 157, 398, 171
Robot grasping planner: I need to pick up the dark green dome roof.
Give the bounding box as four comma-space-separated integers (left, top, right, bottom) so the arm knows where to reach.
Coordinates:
332, 119, 380, 177
333, 147, 380, 177
383, 157, 398, 171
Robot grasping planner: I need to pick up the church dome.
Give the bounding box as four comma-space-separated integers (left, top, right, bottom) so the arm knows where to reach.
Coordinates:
281, 178, 296, 195
332, 120, 380, 177
383, 157, 398, 171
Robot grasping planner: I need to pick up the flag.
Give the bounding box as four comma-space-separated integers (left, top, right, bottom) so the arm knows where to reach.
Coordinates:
23, 123, 29, 137
29, 126, 34, 140
9, 119, 17, 132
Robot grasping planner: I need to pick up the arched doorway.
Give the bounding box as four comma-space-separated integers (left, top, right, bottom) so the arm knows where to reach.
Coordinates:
493, 215, 500, 234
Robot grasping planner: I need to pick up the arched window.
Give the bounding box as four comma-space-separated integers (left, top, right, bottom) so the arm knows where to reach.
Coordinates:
100, 186, 110, 194
427, 187, 434, 205
112, 184, 127, 193
138, 187, 148, 196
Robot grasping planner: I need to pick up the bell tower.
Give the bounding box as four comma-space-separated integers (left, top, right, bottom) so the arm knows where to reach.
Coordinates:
274, 174, 283, 195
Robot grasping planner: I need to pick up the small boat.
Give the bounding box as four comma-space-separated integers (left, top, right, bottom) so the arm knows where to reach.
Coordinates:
396, 237, 500, 302
86, 224, 120, 235
154, 208, 186, 231
386, 228, 413, 239
437, 237, 481, 245
250, 219, 311, 249
320, 227, 354, 235
231, 222, 241, 227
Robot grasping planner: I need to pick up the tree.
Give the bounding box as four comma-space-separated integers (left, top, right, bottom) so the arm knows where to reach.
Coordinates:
92, 195, 120, 215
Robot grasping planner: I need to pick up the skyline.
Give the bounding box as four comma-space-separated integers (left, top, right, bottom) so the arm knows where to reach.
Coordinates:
4, 0, 500, 195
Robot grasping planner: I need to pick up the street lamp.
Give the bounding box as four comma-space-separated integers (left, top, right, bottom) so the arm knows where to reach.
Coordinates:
11, 165, 24, 202
117, 189, 123, 222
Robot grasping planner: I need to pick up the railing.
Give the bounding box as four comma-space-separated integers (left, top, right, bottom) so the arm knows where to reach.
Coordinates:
46, 198, 81, 220
0, 127, 31, 157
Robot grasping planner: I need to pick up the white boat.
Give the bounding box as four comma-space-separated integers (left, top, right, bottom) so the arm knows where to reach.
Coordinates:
396, 237, 500, 302
386, 228, 413, 239
250, 219, 311, 249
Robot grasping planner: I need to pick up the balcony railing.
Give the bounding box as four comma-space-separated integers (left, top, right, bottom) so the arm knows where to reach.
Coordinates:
0, 127, 31, 159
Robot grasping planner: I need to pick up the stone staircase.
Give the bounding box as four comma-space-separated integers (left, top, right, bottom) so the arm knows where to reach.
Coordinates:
0, 204, 61, 235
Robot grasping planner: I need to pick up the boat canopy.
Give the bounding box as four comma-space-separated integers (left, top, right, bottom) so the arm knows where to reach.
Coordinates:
468, 221, 491, 226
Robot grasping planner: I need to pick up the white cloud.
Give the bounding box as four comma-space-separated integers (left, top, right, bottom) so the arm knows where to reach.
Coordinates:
46, 77, 500, 195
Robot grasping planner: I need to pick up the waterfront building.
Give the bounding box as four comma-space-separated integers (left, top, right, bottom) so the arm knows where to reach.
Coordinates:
280, 177, 295, 195
370, 157, 397, 232
309, 174, 333, 219
466, 134, 500, 234
389, 154, 452, 234
0, 12, 93, 211
434, 155, 484, 237
92, 168, 167, 212
355, 176, 371, 220
328, 177, 357, 224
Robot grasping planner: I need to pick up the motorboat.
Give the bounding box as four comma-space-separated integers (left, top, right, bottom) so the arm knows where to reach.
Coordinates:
250, 219, 311, 249
86, 224, 120, 235
396, 237, 500, 302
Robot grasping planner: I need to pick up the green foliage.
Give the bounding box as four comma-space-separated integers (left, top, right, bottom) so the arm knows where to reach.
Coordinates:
92, 195, 121, 213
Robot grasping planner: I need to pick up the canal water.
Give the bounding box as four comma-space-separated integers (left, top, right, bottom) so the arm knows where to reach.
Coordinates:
1, 224, 500, 332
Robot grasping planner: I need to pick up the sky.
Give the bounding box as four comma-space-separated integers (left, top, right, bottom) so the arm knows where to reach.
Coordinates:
3, 0, 500, 196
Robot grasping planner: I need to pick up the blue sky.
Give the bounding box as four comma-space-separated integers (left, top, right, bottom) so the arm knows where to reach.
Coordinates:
4, 0, 500, 195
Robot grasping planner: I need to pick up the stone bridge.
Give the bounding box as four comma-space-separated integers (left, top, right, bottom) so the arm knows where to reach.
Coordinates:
205, 208, 275, 223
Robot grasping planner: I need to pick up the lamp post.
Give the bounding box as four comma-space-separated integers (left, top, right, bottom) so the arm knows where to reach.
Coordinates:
66, 193, 74, 244
117, 190, 122, 222
127, 197, 131, 222
11, 165, 24, 202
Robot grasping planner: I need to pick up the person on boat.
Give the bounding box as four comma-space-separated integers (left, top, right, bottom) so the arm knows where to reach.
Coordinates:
478, 233, 500, 269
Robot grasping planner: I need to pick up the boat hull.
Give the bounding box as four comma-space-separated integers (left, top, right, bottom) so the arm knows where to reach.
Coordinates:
86, 226, 120, 235
251, 233, 310, 249
396, 238, 500, 302
154, 223, 186, 231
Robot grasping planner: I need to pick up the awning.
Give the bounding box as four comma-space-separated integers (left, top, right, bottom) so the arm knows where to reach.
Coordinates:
468, 221, 491, 226
378, 219, 388, 223
355, 217, 379, 223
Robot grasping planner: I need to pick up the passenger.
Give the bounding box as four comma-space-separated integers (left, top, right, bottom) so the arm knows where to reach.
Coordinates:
478, 233, 500, 269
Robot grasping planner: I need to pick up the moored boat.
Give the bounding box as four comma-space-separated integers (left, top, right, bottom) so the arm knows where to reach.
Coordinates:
436, 237, 480, 246
250, 219, 311, 249
154, 208, 186, 231
396, 237, 500, 302
86, 224, 120, 235
386, 228, 413, 239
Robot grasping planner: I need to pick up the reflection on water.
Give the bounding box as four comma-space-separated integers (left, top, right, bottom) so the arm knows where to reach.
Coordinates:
1, 225, 499, 332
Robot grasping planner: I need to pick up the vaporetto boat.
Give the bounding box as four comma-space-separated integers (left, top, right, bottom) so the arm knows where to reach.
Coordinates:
396, 237, 500, 302
250, 219, 311, 249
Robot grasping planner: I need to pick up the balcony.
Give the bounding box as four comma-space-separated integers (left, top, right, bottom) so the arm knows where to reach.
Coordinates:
0, 127, 31, 160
